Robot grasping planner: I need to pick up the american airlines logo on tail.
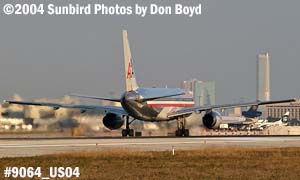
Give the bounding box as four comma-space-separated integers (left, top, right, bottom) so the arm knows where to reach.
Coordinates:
127, 59, 134, 79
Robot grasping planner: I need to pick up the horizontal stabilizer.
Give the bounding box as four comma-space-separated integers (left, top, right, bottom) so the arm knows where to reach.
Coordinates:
69, 93, 120, 102
135, 88, 186, 102
141, 93, 185, 102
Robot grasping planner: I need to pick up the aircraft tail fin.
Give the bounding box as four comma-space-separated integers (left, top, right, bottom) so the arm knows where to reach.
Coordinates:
242, 105, 262, 118
281, 111, 290, 123
123, 30, 139, 92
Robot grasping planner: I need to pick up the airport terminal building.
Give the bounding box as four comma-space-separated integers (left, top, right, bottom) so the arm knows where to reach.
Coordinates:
182, 79, 215, 106
266, 100, 300, 120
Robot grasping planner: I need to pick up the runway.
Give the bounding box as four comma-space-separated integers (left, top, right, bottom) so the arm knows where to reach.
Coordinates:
1, 136, 300, 158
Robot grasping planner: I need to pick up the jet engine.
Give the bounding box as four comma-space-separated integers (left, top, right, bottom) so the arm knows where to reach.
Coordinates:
102, 113, 124, 130
202, 110, 222, 129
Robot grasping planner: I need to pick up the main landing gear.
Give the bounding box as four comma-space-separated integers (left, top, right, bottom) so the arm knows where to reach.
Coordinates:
175, 117, 189, 137
122, 116, 137, 137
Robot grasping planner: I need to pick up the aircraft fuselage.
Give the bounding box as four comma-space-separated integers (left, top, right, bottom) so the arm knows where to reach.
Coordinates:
120, 91, 193, 121
121, 91, 161, 121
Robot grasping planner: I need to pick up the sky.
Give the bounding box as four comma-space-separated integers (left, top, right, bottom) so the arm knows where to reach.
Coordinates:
0, 0, 299, 104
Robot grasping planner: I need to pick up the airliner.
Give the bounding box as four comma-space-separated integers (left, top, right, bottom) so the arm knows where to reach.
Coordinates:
251, 112, 290, 130
4, 30, 296, 136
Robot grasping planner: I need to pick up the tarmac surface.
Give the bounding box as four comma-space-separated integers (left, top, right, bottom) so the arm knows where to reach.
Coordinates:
1, 136, 300, 157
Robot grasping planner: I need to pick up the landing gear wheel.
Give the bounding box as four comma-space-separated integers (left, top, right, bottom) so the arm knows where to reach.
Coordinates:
121, 116, 136, 137
122, 129, 134, 137
129, 129, 134, 137
122, 129, 127, 137
135, 131, 142, 136
175, 117, 190, 137
183, 129, 190, 137
175, 130, 183, 137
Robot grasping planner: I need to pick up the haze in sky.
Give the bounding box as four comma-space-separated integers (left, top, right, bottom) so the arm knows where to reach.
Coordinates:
0, 0, 299, 104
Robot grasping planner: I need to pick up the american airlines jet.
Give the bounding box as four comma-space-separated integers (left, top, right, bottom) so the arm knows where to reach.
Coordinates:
4, 31, 296, 136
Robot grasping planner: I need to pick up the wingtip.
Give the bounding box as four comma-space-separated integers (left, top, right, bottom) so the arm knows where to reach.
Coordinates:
2, 100, 9, 105
287, 98, 297, 102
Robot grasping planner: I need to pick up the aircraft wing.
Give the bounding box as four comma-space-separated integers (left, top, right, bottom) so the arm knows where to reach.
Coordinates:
3, 100, 127, 115
167, 98, 296, 118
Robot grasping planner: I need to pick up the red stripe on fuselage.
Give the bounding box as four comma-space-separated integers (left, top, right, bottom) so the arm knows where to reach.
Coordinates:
147, 104, 194, 107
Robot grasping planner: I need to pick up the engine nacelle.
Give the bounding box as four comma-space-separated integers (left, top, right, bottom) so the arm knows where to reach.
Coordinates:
102, 113, 124, 130
202, 110, 222, 129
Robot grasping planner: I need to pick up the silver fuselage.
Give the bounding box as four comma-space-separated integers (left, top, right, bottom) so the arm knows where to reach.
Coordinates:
120, 90, 193, 121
